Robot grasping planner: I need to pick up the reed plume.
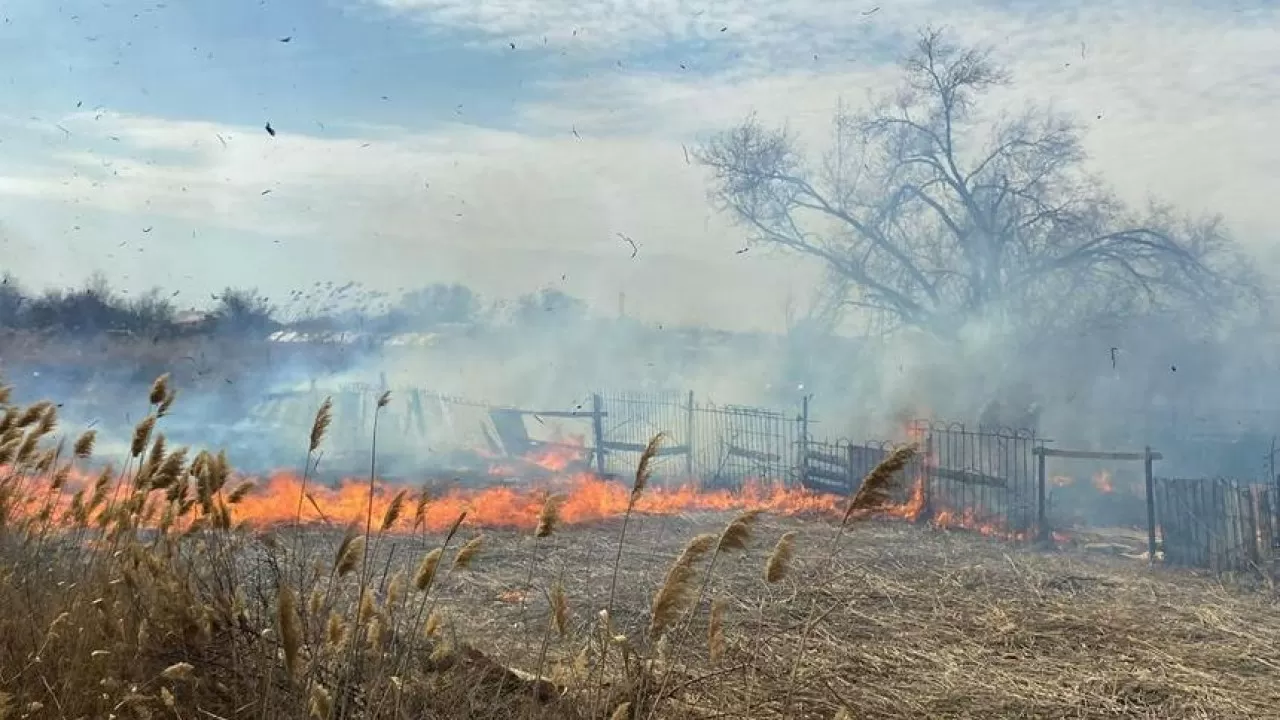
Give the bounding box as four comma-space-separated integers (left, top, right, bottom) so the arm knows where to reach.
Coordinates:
649, 533, 716, 640
708, 597, 727, 663
72, 430, 96, 459
130, 416, 156, 458
717, 508, 762, 553
381, 488, 408, 532
765, 531, 798, 583
413, 548, 443, 592
336, 536, 364, 577
830, 443, 919, 557
149, 374, 170, 406
535, 494, 562, 538
452, 535, 483, 570
606, 432, 664, 619
550, 582, 569, 637
844, 444, 918, 521
310, 397, 333, 453
277, 586, 302, 679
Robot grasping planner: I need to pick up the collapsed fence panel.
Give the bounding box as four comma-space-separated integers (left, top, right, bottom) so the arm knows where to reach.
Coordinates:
799, 425, 1036, 537
800, 440, 900, 496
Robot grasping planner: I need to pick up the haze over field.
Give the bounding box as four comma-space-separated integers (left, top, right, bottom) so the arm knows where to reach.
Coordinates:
0, 0, 1278, 483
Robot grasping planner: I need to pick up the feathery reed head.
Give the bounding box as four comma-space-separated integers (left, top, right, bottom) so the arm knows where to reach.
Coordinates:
413, 485, 432, 528
73, 429, 96, 459
381, 488, 408, 531
276, 586, 302, 679
413, 547, 444, 592
633, 432, 665, 503
309, 685, 333, 719
649, 533, 716, 639
16, 401, 49, 429
718, 508, 763, 552
452, 535, 483, 570
149, 374, 170, 406
708, 597, 727, 663
845, 443, 918, 521
535, 494, 563, 538
550, 582, 569, 637
765, 531, 798, 583
310, 397, 333, 453
335, 534, 364, 577
130, 416, 156, 458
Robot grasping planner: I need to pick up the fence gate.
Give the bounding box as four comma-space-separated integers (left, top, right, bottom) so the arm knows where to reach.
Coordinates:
1035, 446, 1161, 558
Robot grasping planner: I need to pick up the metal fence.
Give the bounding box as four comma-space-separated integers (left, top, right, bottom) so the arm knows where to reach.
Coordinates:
597, 391, 802, 488
797, 424, 1039, 538
799, 440, 903, 495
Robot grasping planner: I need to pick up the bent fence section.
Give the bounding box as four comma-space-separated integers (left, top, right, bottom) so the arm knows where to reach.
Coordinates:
799, 424, 1040, 539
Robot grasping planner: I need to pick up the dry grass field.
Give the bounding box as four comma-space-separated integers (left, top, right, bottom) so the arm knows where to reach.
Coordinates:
2, 377, 1280, 719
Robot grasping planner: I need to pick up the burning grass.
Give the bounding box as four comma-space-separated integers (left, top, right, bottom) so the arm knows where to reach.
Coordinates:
1, 378, 1279, 718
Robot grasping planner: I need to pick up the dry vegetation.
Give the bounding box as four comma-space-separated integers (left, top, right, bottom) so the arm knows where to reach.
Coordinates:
2, 378, 1280, 719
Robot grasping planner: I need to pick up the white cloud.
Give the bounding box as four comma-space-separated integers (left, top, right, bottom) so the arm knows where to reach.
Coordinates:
1, 0, 1277, 332
0, 110, 818, 330
517, 0, 1280, 247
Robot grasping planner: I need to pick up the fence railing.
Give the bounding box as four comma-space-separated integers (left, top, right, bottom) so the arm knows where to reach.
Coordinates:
249, 384, 1280, 575
597, 391, 802, 488
799, 425, 1039, 538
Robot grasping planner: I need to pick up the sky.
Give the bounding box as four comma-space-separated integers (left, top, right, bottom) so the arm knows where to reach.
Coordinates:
0, 0, 1277, 332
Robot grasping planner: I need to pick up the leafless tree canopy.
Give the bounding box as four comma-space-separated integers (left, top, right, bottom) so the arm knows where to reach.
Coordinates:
697, 28, 1258, 337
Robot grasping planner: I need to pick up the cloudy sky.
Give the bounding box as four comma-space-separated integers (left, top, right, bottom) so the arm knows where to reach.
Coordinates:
0, 0, 1276, 331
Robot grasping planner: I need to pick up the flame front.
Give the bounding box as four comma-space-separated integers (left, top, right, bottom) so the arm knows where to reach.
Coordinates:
5, 463, 855, 534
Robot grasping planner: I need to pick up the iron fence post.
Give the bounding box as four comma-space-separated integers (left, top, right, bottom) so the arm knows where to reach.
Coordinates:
685, 390, 695, 478
591, 393, 606, 476
1144, 446, 1157, 564
1036, 445, 1048, 543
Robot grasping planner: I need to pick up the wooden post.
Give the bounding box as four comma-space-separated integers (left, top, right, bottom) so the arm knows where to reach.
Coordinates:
1144, 446, 1157, 564
591, 393, 606, 476
685, 390, 695, 477
1036, 446, 1048, 543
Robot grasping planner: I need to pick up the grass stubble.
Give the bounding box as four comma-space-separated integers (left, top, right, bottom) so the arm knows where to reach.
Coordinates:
0, 376, 1279, 718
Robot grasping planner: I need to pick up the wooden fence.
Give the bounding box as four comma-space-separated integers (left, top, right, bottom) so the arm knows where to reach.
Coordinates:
1154, 477, 1276, 573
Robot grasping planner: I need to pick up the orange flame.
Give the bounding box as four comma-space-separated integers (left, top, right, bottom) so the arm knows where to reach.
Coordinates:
237, 472, 847, 532
1092, 470, 1115, 494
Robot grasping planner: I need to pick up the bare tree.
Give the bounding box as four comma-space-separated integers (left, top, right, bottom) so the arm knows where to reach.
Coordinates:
697, 28, 1256, 337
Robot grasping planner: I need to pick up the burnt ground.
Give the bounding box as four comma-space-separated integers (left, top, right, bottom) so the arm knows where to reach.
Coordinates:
269, 512, 1280, 719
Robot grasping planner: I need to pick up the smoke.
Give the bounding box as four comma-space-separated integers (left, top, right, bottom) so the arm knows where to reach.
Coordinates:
3, 257, 1277, 515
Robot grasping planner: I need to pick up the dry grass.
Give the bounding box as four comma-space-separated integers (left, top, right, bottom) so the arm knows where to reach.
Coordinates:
2, 377, 1280, 719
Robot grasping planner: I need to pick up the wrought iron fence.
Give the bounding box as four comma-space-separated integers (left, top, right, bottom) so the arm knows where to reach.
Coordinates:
915, 421, 1040, 536
597, 391, 802, 488
798, 424, 1038, 537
